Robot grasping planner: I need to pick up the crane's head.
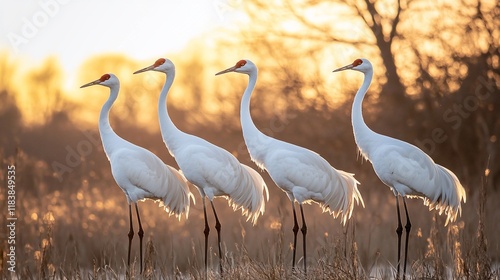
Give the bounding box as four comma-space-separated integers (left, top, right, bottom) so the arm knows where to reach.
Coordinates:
133, 58, 175, 75
332, 58, 372, 73
215, 59, 256, 76
80, 73, 119, 88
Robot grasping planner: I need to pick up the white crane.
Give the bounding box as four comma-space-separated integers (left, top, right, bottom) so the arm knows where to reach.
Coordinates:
80, 73, 194, 273
332, 58, 466, 279
216, 59, 364, 273
133, 58, 269, 274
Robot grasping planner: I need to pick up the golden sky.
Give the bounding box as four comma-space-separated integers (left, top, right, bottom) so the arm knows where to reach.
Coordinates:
0, 0, 246, 88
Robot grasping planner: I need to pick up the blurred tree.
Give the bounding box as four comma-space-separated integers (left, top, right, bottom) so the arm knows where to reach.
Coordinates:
0, 89, 22, 155
222, 2, 500, 264
176, 49, 206, 111
0, 51, 18, 93
24, 57, 70, 123
404, 0, 500, 188
0, 53, 22, 156
78, 54, 159, 130
239, 0, 408, 103
232, 0, 499, 188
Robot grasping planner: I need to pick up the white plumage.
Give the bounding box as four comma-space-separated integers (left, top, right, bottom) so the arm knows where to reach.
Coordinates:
364, 136, 465, 223
333, 58, 466, 223
166, 137, 268, 223
134, 59, 268, 274
109, 149, 192, 215
332, 58, 466, 278
249, 135, 363, 223
80, 73, 193, 272
216, 59, 364, 273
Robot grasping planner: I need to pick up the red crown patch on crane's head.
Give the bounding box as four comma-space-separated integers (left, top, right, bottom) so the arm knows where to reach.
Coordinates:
154, 58, 166, 67
100, 74, 111, 82
236, 60, 247, 68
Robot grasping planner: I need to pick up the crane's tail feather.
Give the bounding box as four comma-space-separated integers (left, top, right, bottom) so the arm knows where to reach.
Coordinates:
321, 170, 364, 225
224, 164, 268, 225
157, 166, 194, 220
423, 164, 466, 225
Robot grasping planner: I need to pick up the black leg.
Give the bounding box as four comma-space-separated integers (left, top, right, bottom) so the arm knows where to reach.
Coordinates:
203, 197, 210, 275
135, 203, 144, 273
402, 198, 411, 280
396, 196, 403, 280
291, 201, 299, 271
210, 201, 223, 275
127, 204, 134, 270
299, 204, 308, 274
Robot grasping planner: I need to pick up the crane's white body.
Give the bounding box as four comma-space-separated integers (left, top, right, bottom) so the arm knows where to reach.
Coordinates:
92, 74, 193, 217
225, 60, 363, 223
160, 126, 267, 222
245, 123, 362, 222
137, 60, 268, 224
344, 58, 466, 224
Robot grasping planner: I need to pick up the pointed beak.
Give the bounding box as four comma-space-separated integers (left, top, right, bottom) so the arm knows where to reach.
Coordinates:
80, 79, 102, 88
215, 65, 237, 76
332, 64, 354, 73
133, 64, 155, 74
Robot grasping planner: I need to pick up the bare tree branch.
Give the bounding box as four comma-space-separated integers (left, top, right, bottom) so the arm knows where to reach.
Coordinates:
389, 0, 402, 42
362, 0, 381, 35
273, 30, 371, 46
352, 2, 371, 27
282, 0, 372, 45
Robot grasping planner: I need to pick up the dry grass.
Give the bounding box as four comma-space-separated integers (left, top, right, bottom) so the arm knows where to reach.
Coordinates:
2, 202, 499, 279
1, 150, 499, 280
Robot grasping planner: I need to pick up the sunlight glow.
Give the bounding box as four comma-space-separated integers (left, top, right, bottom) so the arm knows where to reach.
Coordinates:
0, 0, 239, 81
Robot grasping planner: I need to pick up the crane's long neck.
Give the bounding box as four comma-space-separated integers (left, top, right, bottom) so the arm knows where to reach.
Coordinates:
240, 70, 270, 161
99, 85, 125, 156
352, 69, 377, 158
158, 70, 185, 153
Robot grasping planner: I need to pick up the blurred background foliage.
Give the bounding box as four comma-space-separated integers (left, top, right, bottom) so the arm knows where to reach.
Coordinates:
0, 0, 499, 277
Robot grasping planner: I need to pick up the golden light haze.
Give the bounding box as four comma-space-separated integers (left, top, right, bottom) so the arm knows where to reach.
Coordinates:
2, 0, 494, 127
13, 0, 492, 196
0, 1, 498, 276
